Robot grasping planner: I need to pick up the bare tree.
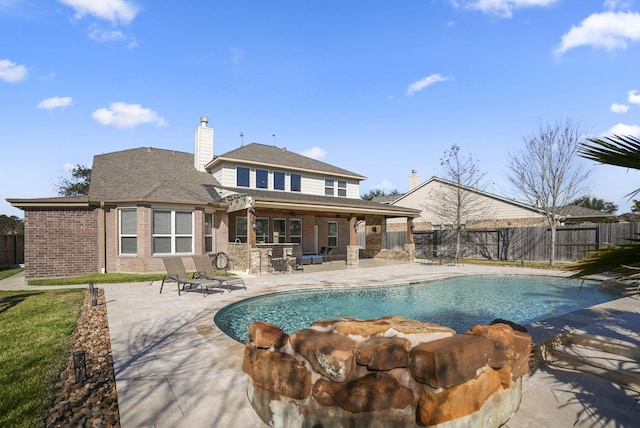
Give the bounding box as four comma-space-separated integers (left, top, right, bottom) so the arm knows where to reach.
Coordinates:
425, 145, 488, 259
506, 120, 593, 265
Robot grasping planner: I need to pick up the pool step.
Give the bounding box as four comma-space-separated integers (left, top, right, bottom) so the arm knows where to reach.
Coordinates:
545, 333, 640, 392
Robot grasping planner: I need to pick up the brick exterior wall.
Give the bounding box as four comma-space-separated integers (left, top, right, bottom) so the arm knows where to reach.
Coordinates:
23, 207, 99, 279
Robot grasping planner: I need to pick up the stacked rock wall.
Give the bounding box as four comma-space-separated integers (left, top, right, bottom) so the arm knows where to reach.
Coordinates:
242, 316, 531, 428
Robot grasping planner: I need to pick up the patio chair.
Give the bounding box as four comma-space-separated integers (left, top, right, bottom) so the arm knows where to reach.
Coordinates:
160, 257, 224, 296
320, 246, 334, 263
192, 255, 246, 291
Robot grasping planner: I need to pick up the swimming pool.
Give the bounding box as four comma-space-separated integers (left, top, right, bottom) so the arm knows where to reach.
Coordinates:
214, 275, 617, 343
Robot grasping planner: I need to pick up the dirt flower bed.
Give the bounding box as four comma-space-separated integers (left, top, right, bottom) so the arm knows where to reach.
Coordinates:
46, 288, 120, 427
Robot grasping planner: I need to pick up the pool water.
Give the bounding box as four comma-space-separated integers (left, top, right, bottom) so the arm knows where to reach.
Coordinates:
214, 275, 617, 343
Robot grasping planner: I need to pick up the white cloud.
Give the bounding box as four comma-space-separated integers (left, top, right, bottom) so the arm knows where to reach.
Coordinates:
301, 147, 326, 159
58, 0, 139, 25
604, 0, 634, 11
92, 102, 167, 128
0, 59, 28, 82
628, 89, 640, 104
87, 24, 137, 47
450, 0, 558, 18
555, 12, 640, 55
610, 102, 629, 113
374, 179, 396, 192
606, 122, 640, 136
406, 74, 449, 96
37, 96, 73, 110
64, 163, 75, 172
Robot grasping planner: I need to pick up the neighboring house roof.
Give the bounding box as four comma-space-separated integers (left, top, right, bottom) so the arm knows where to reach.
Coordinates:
561, 205, 617, 223
389, 176, 542, 214
89, 147, 227, 206
219, 187, 420, 218
617, 213, 640, 222
206, 143, 367, 180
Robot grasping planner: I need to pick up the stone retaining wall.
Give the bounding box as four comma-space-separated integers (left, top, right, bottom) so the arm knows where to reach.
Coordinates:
242, 316, 531, 427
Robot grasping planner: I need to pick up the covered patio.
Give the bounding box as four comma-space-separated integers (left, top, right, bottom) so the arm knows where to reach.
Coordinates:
218, 190, 420, 274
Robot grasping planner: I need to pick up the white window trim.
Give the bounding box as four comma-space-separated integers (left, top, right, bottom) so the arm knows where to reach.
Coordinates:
119, 207, 137, 255
152, 209, 194, 255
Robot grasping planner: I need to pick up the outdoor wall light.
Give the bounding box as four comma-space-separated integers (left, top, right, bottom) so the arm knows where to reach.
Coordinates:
411, 225, 416, 233
252, 219, 257, 230
289, 211, 296, 216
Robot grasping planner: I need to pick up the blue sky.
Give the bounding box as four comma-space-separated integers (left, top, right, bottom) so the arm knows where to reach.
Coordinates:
2, 0, 640, 218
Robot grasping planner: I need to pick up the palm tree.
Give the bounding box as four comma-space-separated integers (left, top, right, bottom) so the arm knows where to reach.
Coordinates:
568, 135, 640, 280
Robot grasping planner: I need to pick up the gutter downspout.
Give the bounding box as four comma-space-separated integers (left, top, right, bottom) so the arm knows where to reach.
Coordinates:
99, 201, 106, 274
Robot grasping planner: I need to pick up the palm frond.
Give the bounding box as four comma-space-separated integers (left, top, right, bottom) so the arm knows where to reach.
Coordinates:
579, 135, 640, 198
566, 234, 640, 280
580, 135, 640, 170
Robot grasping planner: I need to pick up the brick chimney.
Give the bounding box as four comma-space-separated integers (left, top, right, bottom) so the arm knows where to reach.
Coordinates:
194, 116, 214, 172
408, 169, 420, 191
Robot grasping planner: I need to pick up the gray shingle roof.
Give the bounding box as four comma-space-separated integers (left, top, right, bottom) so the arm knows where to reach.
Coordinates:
89, 147, 224, 204
209, 143, 366, 179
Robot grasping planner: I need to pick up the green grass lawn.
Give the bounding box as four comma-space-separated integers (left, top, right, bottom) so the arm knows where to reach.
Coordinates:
0, 289, 84, 428
0, 267, 24, 281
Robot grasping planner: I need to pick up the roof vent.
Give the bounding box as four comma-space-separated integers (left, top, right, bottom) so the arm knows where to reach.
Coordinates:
200, 116, 208, 127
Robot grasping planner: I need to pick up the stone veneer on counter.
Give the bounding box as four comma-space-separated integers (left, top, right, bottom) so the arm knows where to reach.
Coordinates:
242, 316, 531, 428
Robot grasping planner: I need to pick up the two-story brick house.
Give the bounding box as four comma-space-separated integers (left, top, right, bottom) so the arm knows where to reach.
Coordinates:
9, 117, 419, 279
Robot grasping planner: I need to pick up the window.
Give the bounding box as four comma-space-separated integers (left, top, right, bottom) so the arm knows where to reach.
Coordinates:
290, 219, 302, 244
328, 221, 338, 247
204, 213, 213, 253
152, 210, 193, 254
119, 208, 137, 254
256, 169, 268, 189
236, 166, 250, 187
255, 218, 269, 243
273, 218, 286, 243
291, 173, 301, 192
274, 171, 285, 190
324, 178, 334, 196
337, 180, 347, 197
236, 216, 247, 243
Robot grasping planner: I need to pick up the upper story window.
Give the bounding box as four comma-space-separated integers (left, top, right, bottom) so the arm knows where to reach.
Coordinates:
152, 210, 193, 254
256, 169, 268, 189
236, 166, 250, 187
337, 180, 347, 197
325, 178, 334, 196
274, 171, 285, 190
291, 173, 301, 192
119, 208, 137, 254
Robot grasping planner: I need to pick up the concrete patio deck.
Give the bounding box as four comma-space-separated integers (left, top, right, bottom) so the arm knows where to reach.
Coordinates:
2, 260, 639, 427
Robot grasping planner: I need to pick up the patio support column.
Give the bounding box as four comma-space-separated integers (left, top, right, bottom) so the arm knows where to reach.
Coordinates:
347, 216, 359, 268
407, 218, 414, 245
349, 216, 357, 246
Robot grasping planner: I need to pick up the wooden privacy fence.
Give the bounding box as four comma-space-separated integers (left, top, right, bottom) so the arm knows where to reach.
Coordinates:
383, 222, 640, 263
0, 234, 24, 268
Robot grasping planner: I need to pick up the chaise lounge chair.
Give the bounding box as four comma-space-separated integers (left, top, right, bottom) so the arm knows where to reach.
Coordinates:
192, 255, 246, 291
160, 257, 224, 296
